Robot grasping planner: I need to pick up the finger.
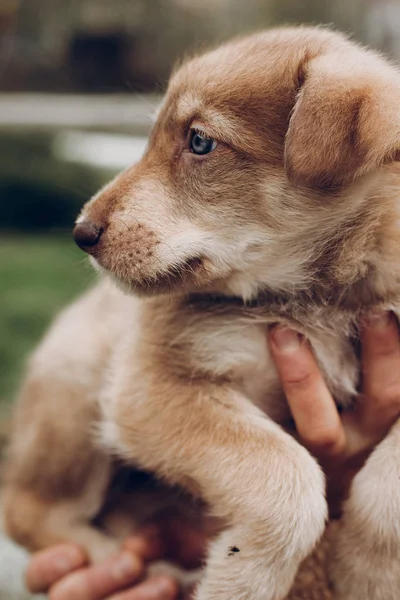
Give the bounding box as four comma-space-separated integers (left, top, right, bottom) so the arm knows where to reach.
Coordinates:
123, 526, 165, 561
49, 552, 144, 600
108, 575, 179, 600
359, 311, 400, 428
25, 544, 87, 593
269, 326, 345, 457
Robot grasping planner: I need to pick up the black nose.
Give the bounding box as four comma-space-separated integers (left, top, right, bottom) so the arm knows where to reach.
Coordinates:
73, 221, 102, 250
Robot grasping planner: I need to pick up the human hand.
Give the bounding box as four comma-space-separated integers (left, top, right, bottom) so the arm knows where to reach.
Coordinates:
25, 517, 206, 600
269, 310, 400, 516
25, 530, 174, 600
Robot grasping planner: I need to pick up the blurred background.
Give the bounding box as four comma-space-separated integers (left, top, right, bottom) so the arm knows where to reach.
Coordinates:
1, 0, 400, 597
2, 0, 400, 423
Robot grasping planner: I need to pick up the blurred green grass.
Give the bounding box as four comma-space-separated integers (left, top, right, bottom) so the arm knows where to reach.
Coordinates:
0, 234, 93, 407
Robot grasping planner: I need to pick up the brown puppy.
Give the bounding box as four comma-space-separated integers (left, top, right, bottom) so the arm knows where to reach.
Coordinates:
4, 26, 400, 600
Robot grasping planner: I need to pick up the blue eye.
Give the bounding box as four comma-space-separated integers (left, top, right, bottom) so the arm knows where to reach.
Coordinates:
189, 130, 218, 155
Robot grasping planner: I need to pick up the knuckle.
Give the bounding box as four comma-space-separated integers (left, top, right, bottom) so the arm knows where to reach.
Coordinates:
48, 574, 85, 600
363, 323, 400, 357
373, 384, 400, 409
284, 370, 315, 392
306, 426, 344, 456
370, 342, 400, 359
323, 440, 345, 458
154, 575, 179, 595
48, 588, 64, 600
380, 404, 400, 426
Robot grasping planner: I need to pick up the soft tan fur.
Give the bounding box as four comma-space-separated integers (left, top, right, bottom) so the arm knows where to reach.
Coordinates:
4, 26, 400, 599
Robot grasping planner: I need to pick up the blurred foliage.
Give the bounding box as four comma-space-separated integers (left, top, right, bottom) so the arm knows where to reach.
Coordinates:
5, 0, 388, 93
0, 130, 113, 404
0, 133, 107, 231
0, 131, 107, 402
0, 235, 94, 404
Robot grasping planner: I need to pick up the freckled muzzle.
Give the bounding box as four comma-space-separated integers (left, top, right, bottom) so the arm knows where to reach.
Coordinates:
74, 215, 162, 280
103, 219, 158, 268
73, 214, 210, 296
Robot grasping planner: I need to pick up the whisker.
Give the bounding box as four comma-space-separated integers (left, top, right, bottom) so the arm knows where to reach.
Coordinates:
156, 240, 180, 264
114, 216, 131, 232
118, 213, 141, 227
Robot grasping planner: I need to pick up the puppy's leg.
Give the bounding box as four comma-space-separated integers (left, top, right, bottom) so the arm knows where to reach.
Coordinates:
329, 418, 400, 600
3, 486, 120, 564
104, 385, 327, 600
3, 283, 129, 562
3, 376, 119, 564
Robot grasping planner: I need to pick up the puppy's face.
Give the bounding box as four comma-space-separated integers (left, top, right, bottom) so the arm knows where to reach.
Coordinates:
75, 27, 400, 299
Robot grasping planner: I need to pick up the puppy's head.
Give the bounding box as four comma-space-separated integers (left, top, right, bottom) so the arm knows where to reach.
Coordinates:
74, 27, 400, 300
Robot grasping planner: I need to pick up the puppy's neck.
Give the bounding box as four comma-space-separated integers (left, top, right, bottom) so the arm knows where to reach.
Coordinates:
188, 278, 398, 316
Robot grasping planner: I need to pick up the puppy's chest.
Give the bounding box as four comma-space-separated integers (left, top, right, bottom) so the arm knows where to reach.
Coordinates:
175, 308, 360, 420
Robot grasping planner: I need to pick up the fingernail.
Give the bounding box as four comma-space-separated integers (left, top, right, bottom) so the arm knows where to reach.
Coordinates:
53, 556, 74, 574
272, 326, 301, 353
364, 310, 391, 328
54, 546, 85, 574
112, 553, 141, 581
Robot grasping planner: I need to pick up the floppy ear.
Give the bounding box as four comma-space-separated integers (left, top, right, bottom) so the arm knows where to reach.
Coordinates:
284, 45, 400, 189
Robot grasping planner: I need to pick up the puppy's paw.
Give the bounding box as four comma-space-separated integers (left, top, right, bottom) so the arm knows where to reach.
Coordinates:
196, 446, 327, 600
331, 527, 400, 600
330, 427, 400, 600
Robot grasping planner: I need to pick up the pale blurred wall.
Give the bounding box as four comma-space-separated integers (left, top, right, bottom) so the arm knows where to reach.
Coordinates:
365, 0, 400, 59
